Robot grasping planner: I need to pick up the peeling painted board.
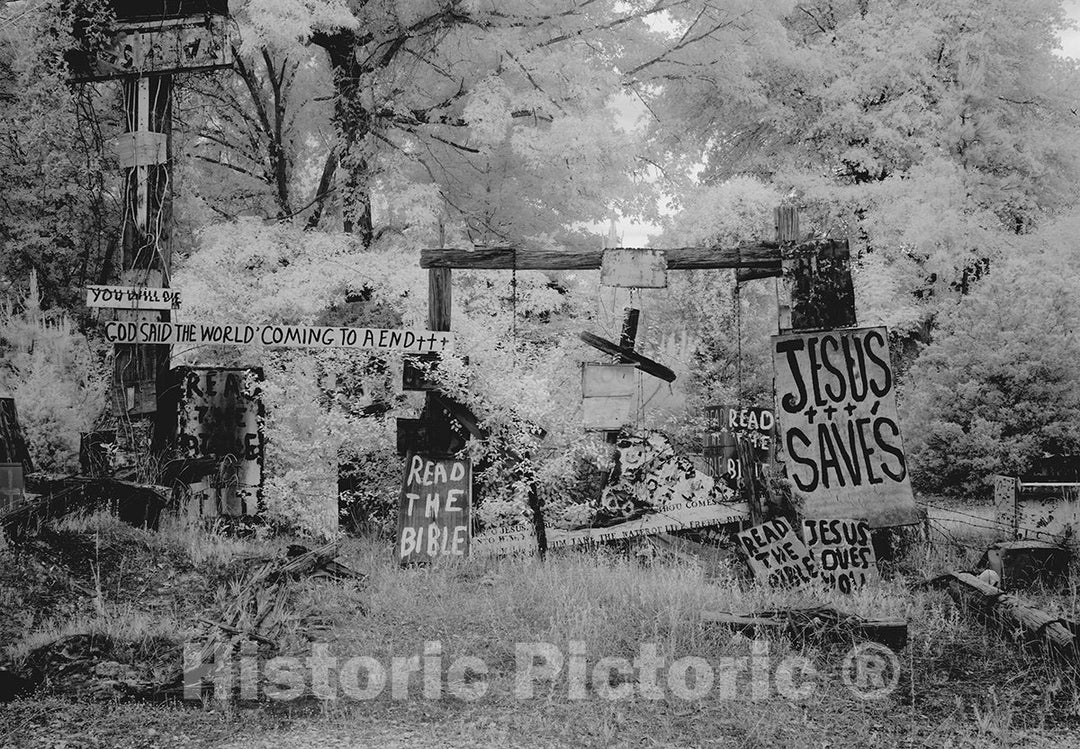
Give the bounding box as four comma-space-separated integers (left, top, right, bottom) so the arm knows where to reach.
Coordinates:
175, 367, 264, 516
68, 15, 235, 82
583, 395, 635, 431
582, 363, 637, 397
601, 249, 668, 288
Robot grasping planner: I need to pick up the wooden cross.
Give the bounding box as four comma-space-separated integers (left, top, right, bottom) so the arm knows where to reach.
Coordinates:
579, 309, 676, 383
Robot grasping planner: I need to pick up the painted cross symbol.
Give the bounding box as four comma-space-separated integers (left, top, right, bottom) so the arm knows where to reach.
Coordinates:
804, 406, 818, 423
844, 403, 858, 417
823, 405, 838, 421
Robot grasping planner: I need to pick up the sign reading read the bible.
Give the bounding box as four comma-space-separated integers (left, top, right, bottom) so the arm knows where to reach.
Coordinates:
736, 517, 816, 589
772, 326, 918, 527
802, 518, 879, 593
397, 455, 472, 564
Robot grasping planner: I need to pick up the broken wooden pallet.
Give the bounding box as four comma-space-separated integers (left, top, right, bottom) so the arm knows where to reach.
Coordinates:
702, 605, 908, 651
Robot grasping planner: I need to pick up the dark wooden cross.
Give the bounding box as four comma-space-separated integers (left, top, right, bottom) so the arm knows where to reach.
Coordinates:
579, 307, 676, 384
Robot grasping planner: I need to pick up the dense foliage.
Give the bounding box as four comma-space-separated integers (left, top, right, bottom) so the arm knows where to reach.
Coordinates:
2, 0, 1080, 517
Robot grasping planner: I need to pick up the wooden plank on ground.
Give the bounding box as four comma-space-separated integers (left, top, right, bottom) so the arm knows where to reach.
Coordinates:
932, 571, 1078, 661
702, 607, 908, 651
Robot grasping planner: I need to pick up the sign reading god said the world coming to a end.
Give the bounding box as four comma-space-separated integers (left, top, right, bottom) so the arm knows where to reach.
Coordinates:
103, 321, 453, 354
772, 326, 918, 527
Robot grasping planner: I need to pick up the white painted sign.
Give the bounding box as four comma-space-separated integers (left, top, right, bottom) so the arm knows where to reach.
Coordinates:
582, 363, 637, 430
87, 285, 181, 310
601, 249, 668, 288
102, 321, 453, 353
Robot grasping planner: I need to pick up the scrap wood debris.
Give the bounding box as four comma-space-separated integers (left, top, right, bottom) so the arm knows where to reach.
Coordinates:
1, 540, 365, 702
702, 605, 908, 651
185, 541, 366, 700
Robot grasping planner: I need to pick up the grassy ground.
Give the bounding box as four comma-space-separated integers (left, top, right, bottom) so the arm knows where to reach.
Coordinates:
1, 508, 1079, 748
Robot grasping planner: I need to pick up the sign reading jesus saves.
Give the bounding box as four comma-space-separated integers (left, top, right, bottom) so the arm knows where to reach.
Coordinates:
772, 326, 919, 527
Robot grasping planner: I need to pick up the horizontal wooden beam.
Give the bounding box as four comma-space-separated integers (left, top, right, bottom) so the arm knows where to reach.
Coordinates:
421, 243, 798, 271
421, 241, 848, 271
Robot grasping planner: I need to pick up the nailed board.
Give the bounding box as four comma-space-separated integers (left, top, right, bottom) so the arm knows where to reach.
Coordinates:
802, 518, 879, 593
175, 367, 263, 516
103, 321, 453, 353
397, 454, 472, 564
68, 15, 235, 82
579, 332, 676, 382
0, 463, 25, 513
600, 249, 668, 288
736, 517, 816, 589
87, 284, 181, 310
779, 239, 856, 332
772, 327, 918, 527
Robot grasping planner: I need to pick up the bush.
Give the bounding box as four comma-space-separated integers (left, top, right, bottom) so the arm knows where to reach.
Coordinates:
0, 273, 108, 472
902, 235, 1080, 498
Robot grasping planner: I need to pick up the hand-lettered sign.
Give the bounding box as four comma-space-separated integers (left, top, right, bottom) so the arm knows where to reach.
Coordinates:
802, 518, 878, 593
397, 455, 472, 564
772, 327, 918, 527
68, 15, 235, 82
703, 405, 775, 488
736, 517, 816, 588
103, 321, 453, 354
176, 367, 263, 517
87, 285, 181, 310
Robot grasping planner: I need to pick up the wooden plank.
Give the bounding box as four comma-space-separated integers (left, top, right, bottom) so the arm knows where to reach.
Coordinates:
617, 308, 640, 359
579, 332, 676, 383
934, 571, 1078, 660
421, 244, 787, 270
783, 239, 856, 331
736, 265, 783, 283
428, 268, 452, 331
702, 608, 908, 651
